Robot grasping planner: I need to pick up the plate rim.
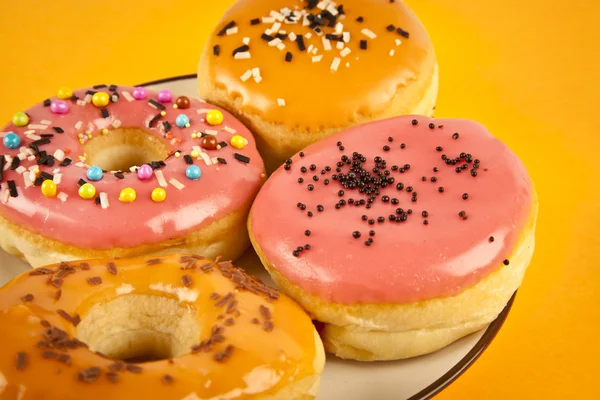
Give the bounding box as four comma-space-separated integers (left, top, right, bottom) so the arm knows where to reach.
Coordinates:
139, 73, 516, 400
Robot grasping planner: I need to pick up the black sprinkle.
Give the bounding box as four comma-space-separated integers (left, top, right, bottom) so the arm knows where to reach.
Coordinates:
149, 99, 166, 110
86, 90, 96, 96
219, 141, 228, 148
29, 138, 51, 150
250, 18, 260, 25
360, 40, 367, 50
217, 157, 227, 165
10, 157, 20, 170
213, 45, 221, 56
114, 172, 125, 179
40, 172, 53, 181
386, 24, 395, 31
285, 52, 293, 62
40, 134, 54, 139
217, 21, 236, 36
163, 121, 171, 133
0, 156, 5, 182
43, 99, 51, 107
261, 33, 274, 42
78, 179, 87, 187
101, 109, 109, 119
234, 153, 250, 164
59, 158, 72, 167
8, 180, 17, 197
95, 197, 101, 205
109, 85, 118, 91
148, 113, 162, 128
232, 45, 250, 56
396, 27, 410, 38
503, 259, 510, 266
184, 155, 194, 165
34, 177, 43, 186
356, 16, 364, 22
93, 84, 107, 89
296, 35, 306, 51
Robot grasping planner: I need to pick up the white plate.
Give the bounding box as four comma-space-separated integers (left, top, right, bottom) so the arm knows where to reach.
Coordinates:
0, 76, 515, 400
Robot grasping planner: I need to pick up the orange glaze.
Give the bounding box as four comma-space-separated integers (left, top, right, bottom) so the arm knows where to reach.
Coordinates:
0, 255, 319, 399
200, 0, 435, 130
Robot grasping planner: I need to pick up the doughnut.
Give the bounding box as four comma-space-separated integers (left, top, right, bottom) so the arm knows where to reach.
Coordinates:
0, 254, 324, 399
249, 116, 538, 361
0, 85, 265, 268
198, 0, 438, 172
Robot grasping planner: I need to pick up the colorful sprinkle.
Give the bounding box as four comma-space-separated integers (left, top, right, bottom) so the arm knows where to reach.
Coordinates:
157, 90, 172, 103
137, 164, 154, 180
78, 183, 96, 200
119, 188, 137, 203
3, 132, 20, 149
151, 187, 167, 203
176, 114, 190, 128
57, 86, 73, 100
131, 87, 147, 100
200, 135, 218, 150
86, 166, 103, 181
175, 96, 190, 109
92, 92, 110, 108
12, 112, 29, 127
50, 100, 69, 114
230, 135, 246, 149
206, 110, 224, 126
41, 180, 57, 197
185, 165, 202, 180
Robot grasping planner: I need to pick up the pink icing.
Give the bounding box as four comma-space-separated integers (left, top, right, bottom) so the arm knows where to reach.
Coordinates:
0, 86, 264, 249
250, 116, 533, 304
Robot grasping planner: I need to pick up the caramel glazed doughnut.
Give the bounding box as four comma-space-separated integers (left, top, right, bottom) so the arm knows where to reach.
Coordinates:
0, 86, 265, 268
199, 0, 438, 171
249, 116, 538, 361
0, 254, 325, 399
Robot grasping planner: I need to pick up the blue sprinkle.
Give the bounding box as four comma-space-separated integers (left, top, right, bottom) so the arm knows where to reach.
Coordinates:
87, 166, 104, 181
176, 114, 190, 128
186, 165, 202, 180
3, 132, 20, 149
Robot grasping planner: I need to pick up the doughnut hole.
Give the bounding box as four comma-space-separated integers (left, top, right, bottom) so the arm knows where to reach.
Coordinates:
77, 294, 200, 362
83, 128, 169, 172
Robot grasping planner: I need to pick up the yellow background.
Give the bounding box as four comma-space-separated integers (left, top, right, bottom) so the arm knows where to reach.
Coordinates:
0, 0, 598, 397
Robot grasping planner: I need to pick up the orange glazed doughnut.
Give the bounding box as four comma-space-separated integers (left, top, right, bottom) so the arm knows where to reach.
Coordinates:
249, 116, 538, 361
198, 0, 438, 172
0, 254, 325, 399
0, 86, 265, 268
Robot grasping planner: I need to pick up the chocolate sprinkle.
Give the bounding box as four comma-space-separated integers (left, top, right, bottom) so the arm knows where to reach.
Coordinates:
106, 262, 118, 275
126, 364, 143, 373
146, 258, 162, 265
15, 352, 28, 370
80, 262, 90, 270
21, 293, 34, 302
181, 274, 192, 287
259, 305, 271, 320
162, 374, 174, 384
87, 277, 102, 286
57, 310, 80, 326
77, 367, 102, 383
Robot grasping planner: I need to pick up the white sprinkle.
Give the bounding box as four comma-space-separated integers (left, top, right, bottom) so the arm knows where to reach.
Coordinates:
240, 69, 253, 82
276, 42, 286, 51
396, 38, 402, 46
100, 192, 109, 209
23, 173, 33, 188
53, 168, 60, 174
223, 126, 237, 134
340, 47, 352, 57
242, 37, 250, 45
112, 120, 122, 128
271, 22, 282, 32
277, 98, 286, 107
346, 62, 351, 68
121, 91, 135, 102
1, 188, 9, 204
253, 76, 263, 83
129, 166, 138, 173
27, 155, 35, 161
205, 130, 219, 136
389, 49, 396, 56
40, 119, 52, 125
27, 124, 47, 130
278, 30, 287, 35
24, 130, 35, 135
327, 5, 339, 16
268, 38, 282, 47
57, 192, 68, 203
306, 32, 313, 39
3, 156, 12, 169
270, 10, 285, 21
77, 100, 86, 106
317, 1, 328, 10
149, 283, 198, 303
330, 57, 341, 71
25, 133, 42, 140
307, 44, 314, 53
312, 47, 319, 54
312, 55, 323, 63
15, 166, 26, 175
211, 157, 220, 164
336, 41, 344, 50
199, 151, 212, 165
322, 38, 332, 51
335, 22, 344, 34
262, 17, 275, 24
289, 32, 297, 41
84, 94, 93, 104
226, 26, 238, 35
252, 67, 261, 77
265, 28, 273, 35
53, 149, 65, 162
116, 283, 134, 295
75, 162, 86, 168
196, 108, 213, 115
17, 153, 26, 161
155, 170, 168, 188
343, 32, 350, 42
169, 178, 185, 190
361, 29, 377, 39
53, 173, 62, 184
302, 14, 310, 26
234, 51, 251, 60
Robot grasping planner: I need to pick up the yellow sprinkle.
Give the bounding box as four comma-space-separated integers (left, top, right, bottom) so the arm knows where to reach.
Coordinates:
78, 183, 96, 200
119, 188, 137, 203
206, 110, 224, 126
92, 92, 110, 108
151, 188, 167, 203
79, 140, 85, 145
33, 168, 40, 175
230, 135, 246, 149
57, 86, 73, 100
41, 180, 57, 197
173, 104, 178, 109
174, 152, 181, 158
191, 150, 199, 158
185, 123, 191, 128
191, 133, 197, 139
102, 129, 109, 135
161, 111, 167, 116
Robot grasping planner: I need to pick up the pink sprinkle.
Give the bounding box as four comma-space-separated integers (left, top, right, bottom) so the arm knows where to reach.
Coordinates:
50, 100, 69, 114
157, 90, 172, 103
137, 164, 153, 180
132, 87, 148, 100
